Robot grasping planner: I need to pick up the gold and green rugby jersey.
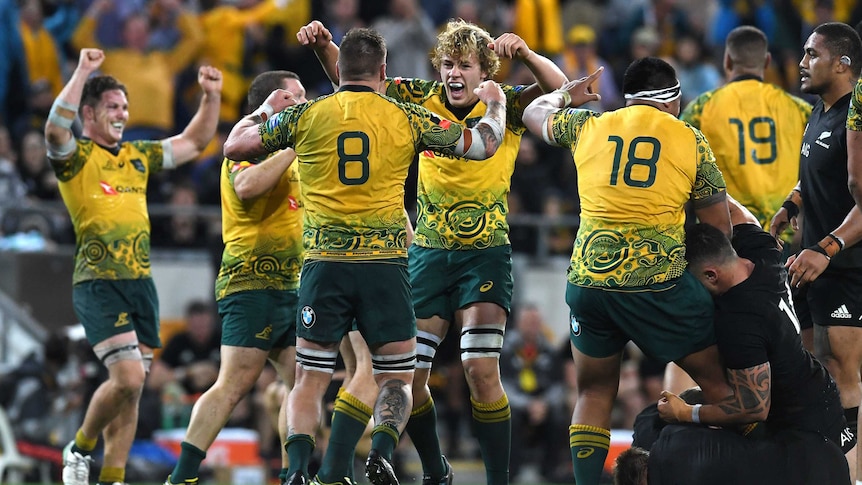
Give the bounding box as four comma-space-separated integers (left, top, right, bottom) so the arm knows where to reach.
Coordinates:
549, 105, 726, 289
681, 77, 810, 230
49, 138, 165, 284
259, 85, 468, 261
846, 76, 862, 131
385, 77, 527, 250
215, 155, 304, 300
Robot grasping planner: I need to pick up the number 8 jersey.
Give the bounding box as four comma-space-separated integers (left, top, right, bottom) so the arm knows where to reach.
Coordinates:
548, 105, 726, 288
259, 85, 468, 262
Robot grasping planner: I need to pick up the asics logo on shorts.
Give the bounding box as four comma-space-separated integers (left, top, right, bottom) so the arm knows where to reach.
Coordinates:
480, 281, 494, 292
301, 306, 316, 328
570, 315, 581, 336
256, 325, 273, 340
831, 304, 853, 319
114, 312, 130, 327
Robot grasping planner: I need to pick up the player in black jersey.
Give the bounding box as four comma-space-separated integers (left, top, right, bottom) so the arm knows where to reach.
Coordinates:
654, 197, 853, 483
769, 22, 862, 481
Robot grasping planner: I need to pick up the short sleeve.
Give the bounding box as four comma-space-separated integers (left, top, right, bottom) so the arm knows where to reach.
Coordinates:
130, 140, 164, 173
385, 77, 438, 104
847, 77, 862, 131
402, 103, 465, 156
679, 91, 712, 128
691, 127, 727, 208
547, 109, 598, 148
260, 102, 311, 152
502, 83, 528, 134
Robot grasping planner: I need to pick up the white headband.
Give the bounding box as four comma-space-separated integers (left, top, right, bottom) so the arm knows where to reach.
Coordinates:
624, 81, 682, 103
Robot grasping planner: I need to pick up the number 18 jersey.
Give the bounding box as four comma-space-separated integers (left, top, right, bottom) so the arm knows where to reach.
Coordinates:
549, 105, 726, 288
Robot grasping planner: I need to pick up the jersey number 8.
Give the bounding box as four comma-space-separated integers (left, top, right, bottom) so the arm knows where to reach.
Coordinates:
337, 131, 370, 185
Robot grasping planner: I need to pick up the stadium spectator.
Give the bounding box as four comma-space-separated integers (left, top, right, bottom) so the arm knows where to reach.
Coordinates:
560, 24, 621, 112
18, 0, 63, 98
71, 0, 203, 141
672, 34, 722, 106
371, 0, 438, 80
499, 304, 567, 483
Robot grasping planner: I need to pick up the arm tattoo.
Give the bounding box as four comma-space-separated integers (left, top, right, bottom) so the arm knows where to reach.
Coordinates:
716, 363, 771, 419
477, 100, 505, 157
374, 379, 410, 430
476, 123, 500, 158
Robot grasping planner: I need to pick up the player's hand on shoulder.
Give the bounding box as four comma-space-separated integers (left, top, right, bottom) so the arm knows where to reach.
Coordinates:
490, 33, 531, 60
198, 65, 223, 95
78, 48, 105, 72
657, 390, 690, 424
297, 20, 333, 49
474, 80, 505, 105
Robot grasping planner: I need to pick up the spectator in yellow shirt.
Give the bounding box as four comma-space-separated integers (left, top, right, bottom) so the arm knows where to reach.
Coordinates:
71, 0, 202, 141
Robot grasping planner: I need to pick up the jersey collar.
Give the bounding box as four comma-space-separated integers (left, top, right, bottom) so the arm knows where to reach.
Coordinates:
338, 85, 375, 93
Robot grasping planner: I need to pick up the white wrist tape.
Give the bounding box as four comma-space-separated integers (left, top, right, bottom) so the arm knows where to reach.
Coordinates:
554, 89, 572, 107
252, 102, 275, 121
49, 98, 79, 130
691, 404, 702, 424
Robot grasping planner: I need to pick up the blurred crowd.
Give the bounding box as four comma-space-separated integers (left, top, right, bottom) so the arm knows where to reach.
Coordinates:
1, 0, 860, 482
2, 0, 858, 256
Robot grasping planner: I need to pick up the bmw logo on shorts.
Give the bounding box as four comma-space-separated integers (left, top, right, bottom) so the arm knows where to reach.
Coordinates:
301, 306, 316, 328
570, 315, 581, 336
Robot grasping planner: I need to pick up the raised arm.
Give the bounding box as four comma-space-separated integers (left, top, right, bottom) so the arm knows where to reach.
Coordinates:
490, 33, 568, 105
296, 21, 340, 86
453, 80, 506, 159
233, 149, 297, 201
162, 66, 222, 166
45, 48, 104, 157
522, 69, 603, 143
163, 0, 204, 74
223, 88, 301, 161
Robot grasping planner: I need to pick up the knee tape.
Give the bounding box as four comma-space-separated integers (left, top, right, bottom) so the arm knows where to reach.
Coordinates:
460, 323, 505, 361
296, 347, 339, 373
95, 342, 142, 367
371, 350, 416, 374
416, 330, 443, 369
142, 352, 154, 373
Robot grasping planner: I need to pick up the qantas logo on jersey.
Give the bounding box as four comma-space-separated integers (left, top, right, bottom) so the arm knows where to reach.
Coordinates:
815, 130, 832, 149
100, 181, 118, 195
99, 181, 145, 194
288, 195, 299, 210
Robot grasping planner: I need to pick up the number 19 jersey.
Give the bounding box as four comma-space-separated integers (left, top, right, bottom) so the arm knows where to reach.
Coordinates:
549, 105, 726, 289
681, 78, 811, 229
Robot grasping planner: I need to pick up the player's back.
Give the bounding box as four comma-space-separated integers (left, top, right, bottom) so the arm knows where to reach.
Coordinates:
280, 87, 419, 260
563, 105, 718, 288
573, 105, 702, 229
682, 79, 811, 228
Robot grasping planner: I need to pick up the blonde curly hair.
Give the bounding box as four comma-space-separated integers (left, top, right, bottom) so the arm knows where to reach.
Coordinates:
431, 19, 500, 78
